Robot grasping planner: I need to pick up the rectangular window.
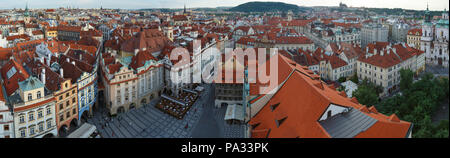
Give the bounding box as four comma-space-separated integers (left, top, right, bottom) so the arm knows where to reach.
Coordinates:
20, 115, 25, 123
47, 108, 51, 115
20, 129, 26, 137
39, 123, 44, 132
29, 113, 34, 121
29, 127, 35, 135
38, 111, 43, 118
47, 120, 52, 129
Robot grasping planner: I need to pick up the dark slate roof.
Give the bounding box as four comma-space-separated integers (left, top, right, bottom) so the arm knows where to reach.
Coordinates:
319, 108, 377, 138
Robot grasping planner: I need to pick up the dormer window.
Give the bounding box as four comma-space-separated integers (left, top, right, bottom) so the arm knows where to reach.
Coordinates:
28, 93, 33, 101
37, 91, 41, 99
251, 123, 261, 130
276, 117, 287, 128
270, 103, 280, 111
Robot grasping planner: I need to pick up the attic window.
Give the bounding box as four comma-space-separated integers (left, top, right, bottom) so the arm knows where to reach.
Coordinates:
270, 103, 280, 111
6, 67, 17, 79
276, 117, 287, 128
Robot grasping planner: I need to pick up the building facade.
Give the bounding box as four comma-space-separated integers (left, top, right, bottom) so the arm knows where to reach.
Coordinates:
361, 24, 389, 48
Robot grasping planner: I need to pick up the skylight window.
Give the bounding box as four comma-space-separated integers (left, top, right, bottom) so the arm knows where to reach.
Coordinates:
6, 67, 17, 79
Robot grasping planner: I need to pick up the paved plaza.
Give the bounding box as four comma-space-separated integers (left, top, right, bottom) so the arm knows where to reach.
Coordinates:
83, 84, 245, 138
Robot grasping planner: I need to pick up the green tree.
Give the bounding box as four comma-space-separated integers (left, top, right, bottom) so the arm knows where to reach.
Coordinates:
400, 69, 414, 92
352, 84, 379, 106
350, 73, 359, 84
338, 76, 347, 83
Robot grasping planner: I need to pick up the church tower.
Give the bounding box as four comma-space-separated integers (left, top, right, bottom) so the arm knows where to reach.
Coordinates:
421, 3, 434, 64
23, 2, 31, 23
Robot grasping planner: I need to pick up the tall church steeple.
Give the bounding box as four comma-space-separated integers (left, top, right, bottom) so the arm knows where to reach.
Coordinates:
24, 1, 30, 17
424, 3, 432, 23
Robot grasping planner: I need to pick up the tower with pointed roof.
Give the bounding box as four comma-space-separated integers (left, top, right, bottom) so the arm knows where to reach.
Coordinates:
24, 1, 29, 17
421, 3, 434, 64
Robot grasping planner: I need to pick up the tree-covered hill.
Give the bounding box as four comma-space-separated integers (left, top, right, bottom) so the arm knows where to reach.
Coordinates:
228, 1, 306, 13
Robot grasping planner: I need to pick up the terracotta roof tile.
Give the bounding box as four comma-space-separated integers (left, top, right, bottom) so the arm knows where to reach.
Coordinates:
250, 54, 411, 138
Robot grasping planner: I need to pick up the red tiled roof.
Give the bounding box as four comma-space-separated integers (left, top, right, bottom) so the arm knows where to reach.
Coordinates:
0, 48, 14, 60
120, 29, 170, 53
236, 37, 256, 45
6, 34, 30, 41
0, 59, 30, 96
274, 36, 313, 44
107, 63, 123, 74
25, 58, 63, 91
173, 15, 188, 21
288, 19, 313, 27
57, 25, 81, 32
327, 54, 348, 69
408, 28, 422, 36
359, 43, 417, 69
129, 49, 158, 71
249, 54, 412, 138
32, 30, 44, 35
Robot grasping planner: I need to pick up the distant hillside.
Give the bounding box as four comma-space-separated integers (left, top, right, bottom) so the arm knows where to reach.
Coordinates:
229, 1, 305, 13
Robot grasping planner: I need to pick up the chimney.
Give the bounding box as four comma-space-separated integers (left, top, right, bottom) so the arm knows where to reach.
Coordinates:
366, 47, 369, 53
40, 57, 44, 63
392, 48, 397, 54
374, 49, 377, 55
60, 68, 64, 78
380, 50, 384, 56
71, 61, 76, 66
80, 54, 82, 60
41, 68, 46, 85
135, 49, 139, 55
66, 58, 70, 63
47, 54, 51, 66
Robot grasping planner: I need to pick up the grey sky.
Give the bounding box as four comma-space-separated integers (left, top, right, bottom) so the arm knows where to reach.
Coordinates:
0, 0, 448, 11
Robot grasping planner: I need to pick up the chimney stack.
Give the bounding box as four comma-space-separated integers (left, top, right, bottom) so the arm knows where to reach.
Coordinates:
66, 58, 70, 63
71, 61, 76, 66
60, 68, 64, 78
41, 68, 46, 85
47, 54, 51, 66
135, 49, 139, 55
374, 49, 377, 55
